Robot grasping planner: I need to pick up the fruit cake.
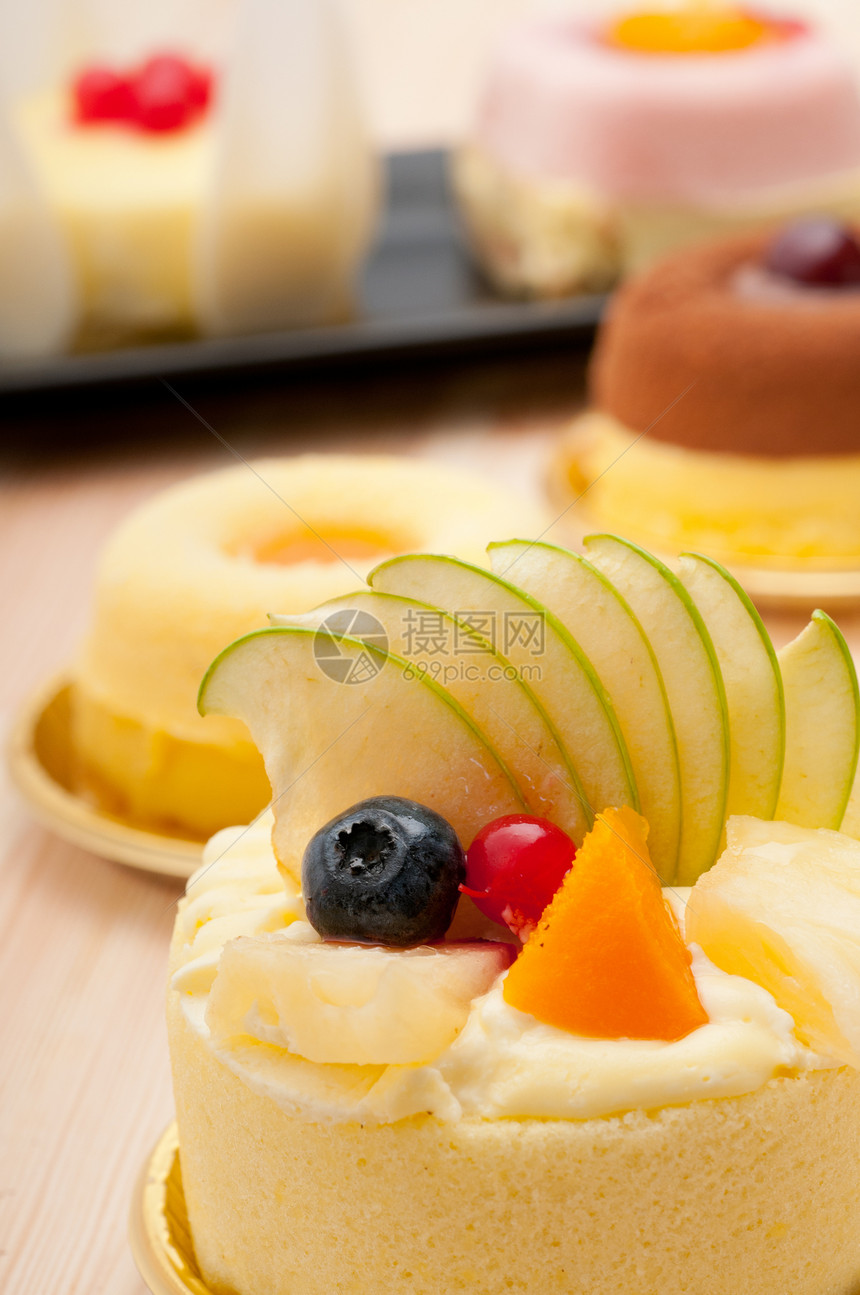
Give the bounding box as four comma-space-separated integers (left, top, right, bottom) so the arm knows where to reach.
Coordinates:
454, 5, 860, 297
556, 218, 860, 566
166, 533, 860, 1295
72, 455, 550, 839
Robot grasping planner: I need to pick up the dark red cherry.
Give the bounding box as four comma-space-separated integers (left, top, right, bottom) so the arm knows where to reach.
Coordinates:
462, 815, 576, 941
73, 66, 135, 123
764, 218, 860, 288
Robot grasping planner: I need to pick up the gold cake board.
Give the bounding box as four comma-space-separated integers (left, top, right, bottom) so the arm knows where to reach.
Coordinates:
129, 1124, 211, 1295
6, 671, 204, 878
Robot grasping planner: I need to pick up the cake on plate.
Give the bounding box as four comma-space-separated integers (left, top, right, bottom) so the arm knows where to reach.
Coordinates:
0, 111, 75, 357
9, 0, 377, 347
165, 532, 860, 1295
71, 455, 550, 840
555, 218, 860, 566
14, 56, 218, 346
454, 5, 860, 297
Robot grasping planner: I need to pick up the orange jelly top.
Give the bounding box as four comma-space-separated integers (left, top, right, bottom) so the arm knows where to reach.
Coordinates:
606, 6, 782, 54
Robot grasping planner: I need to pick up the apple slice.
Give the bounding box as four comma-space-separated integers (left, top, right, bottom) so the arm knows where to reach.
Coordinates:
488, 539, 681, 881
584, 534, 729, 885
199, 626, 525, 880
368, 554, 639, 829
272, 590, 588, 842
205, 935, 515, 1065
679, 553, 785, 825
776, 611, 859, 830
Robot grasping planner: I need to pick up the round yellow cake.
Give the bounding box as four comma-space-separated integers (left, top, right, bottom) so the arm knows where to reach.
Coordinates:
166, 819, 860, 1295
558, 412, 860, 565
169, 1010, 860, 1295
163, 518, 860, 1295
72, 454, 549, 838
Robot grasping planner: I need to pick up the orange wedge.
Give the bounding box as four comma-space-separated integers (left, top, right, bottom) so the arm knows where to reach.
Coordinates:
503, 806, 707, 1041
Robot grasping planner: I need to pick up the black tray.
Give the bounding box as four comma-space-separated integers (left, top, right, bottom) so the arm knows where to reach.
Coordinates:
0, 150, 606, 395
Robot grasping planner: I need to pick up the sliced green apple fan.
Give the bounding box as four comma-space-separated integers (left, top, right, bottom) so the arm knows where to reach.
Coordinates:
199, 533, 860, 887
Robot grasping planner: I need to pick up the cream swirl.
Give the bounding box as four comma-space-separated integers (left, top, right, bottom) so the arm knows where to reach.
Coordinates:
170, 818, 832, 1125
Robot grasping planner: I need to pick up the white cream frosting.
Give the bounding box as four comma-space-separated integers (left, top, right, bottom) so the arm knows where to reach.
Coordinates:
171, 817, 832, 1125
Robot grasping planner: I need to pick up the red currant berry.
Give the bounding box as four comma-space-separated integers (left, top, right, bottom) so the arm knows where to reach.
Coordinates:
764, 218, 860, 288
73, 66, 135, 123
131, 55, 200, 132
462, 815, 576, 941
187, 66, 213, 111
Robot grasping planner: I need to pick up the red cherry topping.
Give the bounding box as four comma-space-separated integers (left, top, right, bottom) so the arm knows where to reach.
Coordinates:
71, 54, 212, 133
187, 65, 213, 111
131, 55, 203, 132
73, 66, 135, 123
764, 218, 860, 288
462, 815, 576, 941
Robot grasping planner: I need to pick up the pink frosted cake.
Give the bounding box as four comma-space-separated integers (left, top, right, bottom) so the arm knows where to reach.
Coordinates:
455, 7, 860, 296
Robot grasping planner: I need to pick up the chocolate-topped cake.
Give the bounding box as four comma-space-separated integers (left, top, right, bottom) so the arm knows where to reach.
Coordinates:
557, 218, 860, 563
592, 223, 860, 456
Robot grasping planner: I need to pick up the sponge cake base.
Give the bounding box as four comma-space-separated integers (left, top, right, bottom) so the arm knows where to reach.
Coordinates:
168, 1000, 860, 1295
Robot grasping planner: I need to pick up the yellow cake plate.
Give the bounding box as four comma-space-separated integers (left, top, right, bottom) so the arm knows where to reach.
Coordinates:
549, 435, 860, 613
7, 672, 204, 878
129, 1123, 212, 1295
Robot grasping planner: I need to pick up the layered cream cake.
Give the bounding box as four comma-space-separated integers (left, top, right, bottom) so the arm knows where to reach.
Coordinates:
556, 221, 860, 565
0, 114, 75, 358
12, 20, 377, 346
165, 533, 860, 1294
15, 78, 212, 345
72, 455, 550, 838
455, 6, 860, 296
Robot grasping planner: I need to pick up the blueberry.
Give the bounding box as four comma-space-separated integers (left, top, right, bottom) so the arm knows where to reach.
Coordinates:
302, 797, 465, 946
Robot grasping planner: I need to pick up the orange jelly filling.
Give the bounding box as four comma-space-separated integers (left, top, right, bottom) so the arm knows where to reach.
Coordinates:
503, 807, 708, 1042
256, 533, 391, 566
607, 6, 773, 54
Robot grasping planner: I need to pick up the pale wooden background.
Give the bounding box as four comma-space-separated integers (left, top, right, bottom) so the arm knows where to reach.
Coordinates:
3, 6, 860, 1294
